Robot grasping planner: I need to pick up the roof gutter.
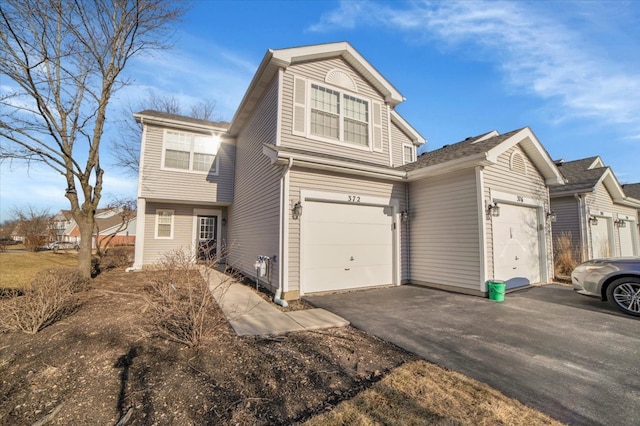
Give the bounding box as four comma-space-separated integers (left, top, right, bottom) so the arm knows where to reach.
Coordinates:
549, 188, 595, 198
134, 113, 228, 133
264, 145, 406, 181
406, 152, 492, 181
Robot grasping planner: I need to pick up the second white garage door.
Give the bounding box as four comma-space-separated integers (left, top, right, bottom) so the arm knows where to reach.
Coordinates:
493, 203, 541, 289
302, 201, 393, 294
618, 220, 637, 256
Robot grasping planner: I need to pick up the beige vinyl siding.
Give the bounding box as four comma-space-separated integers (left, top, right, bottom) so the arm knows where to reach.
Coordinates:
483, 146, 553, 281
280, 58, 390, 165
409, 169, 481, 291
228, 75, 281, 287
550, 196, 583, 261
141, 202, 227, 265
390, 121, 415, 167
288, 167, 407, 293
139, 124, 235, 203
585, 183, 638, 256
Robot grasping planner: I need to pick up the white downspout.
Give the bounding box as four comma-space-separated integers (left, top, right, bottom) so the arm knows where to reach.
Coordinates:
575, 193, 588, 262
274, 157, 293, 308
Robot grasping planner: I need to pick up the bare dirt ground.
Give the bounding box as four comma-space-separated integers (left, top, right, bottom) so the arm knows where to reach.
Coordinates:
0, 268, 416, 425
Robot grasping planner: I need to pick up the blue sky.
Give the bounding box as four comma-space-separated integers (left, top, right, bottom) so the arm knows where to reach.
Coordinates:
1, 0, 639, 222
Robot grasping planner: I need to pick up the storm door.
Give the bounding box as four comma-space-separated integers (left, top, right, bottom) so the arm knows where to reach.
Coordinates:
197, 215, 217, 262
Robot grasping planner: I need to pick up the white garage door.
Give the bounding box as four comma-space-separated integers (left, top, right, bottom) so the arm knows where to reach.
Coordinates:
618, 221, 637, 256
591, 217, 611, 258
302, 201, 393, 294
493, 203, 541, 289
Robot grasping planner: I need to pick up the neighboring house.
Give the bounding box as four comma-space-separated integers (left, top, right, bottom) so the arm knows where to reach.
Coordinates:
550, 157, 640, 260
621, 182, 640, 243
402, 128, 564, 292
93, 213, 136, 248
52, 208, 117, 245
53, 207, 136, 248
52, 210, 77, 243
132, 42, 565, 299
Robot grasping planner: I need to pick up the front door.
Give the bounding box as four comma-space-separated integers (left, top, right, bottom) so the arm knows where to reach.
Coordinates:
197, 216, 217, 262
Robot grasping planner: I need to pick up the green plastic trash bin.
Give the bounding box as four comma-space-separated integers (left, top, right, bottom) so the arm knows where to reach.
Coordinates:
487, 280, 506, 302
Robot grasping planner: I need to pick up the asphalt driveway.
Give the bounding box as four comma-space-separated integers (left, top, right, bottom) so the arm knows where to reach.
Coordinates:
306, 284, 640, 426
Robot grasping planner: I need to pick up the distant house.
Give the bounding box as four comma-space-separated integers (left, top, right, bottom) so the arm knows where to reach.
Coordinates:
93, 213, 136, 248
132, 42, 567, 299
53, 208, 136, 248
621, 182, 640, 243
550, 157, 640, 260
52, 210, 77, 244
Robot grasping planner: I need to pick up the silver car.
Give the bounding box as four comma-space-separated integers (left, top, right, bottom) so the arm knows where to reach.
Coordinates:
571, 257, 640, 317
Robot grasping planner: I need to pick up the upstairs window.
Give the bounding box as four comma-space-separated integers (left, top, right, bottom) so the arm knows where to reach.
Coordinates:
403, 144, 415, 164
310, 83, 370, 148
163, 130, 219, 174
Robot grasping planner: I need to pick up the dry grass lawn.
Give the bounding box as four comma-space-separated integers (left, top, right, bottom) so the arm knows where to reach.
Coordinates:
0, 252, 565, 424
0, 250, 78, 288
304, 360, 563, 426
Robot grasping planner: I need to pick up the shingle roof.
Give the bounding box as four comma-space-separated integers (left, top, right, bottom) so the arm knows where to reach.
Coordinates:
136, 110, 230, 129
550, 157, 606, 194
622, 183, 640, 200
398, 128, 524, 172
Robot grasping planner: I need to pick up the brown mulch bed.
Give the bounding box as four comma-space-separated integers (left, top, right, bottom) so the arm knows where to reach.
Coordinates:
0, 269, 416, 425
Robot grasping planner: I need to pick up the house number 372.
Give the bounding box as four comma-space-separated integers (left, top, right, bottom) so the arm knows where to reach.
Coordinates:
348, 195, 361, 202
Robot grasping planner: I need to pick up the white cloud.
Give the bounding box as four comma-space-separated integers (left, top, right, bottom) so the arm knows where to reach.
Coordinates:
309, 0, 640, 135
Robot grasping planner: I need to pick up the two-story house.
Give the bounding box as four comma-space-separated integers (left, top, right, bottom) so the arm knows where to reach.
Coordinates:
132, 42, 565, 299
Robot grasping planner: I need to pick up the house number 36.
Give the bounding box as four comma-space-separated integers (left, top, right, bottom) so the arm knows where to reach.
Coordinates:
348, 195, 361, 202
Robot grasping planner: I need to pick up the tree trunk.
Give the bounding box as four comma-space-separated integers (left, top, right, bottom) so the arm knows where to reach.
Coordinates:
76, 215, 95, 279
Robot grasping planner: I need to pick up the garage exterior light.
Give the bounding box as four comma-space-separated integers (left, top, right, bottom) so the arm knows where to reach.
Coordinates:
487, 203, 500, 217
614, 219, 626, 228
546, 211, 557, 222
589, 216, 598, 226
292, 201, 303, 219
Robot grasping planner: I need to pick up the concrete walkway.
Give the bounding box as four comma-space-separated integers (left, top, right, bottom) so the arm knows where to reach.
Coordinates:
200, 267, 349, 336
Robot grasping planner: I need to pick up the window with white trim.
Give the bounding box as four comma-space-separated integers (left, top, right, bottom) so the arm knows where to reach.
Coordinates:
310, 83, 370, 147
156, 209, 174, 239
403, 144, 415, 164
163, 130, 219, 173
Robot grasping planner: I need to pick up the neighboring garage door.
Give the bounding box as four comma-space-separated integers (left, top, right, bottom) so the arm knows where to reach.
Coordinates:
302, 201, 393, 294
591, 217, 612, 258
618, 220, 637, 256
493, 203, 541, 289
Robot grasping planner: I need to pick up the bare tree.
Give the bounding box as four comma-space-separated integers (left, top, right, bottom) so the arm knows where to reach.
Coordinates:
11, 206, 54, 252
0, 0, 187, 278
111, 92, 217, 176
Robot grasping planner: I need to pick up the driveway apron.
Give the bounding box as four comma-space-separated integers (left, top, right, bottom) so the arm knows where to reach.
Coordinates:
306, 284, 640, 426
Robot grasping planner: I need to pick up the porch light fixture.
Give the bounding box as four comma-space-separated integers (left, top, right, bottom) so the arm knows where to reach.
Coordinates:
589, 216, 598, 226
546, 210, 557, 222
400, 210, 409, 222
614, 219, 626, 228
486, 202, 500, 217
292, 201, 303, 220
222, 217, 227, 227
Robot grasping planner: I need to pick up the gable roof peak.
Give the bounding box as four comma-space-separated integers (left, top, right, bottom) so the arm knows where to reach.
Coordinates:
230, 42, 406, 135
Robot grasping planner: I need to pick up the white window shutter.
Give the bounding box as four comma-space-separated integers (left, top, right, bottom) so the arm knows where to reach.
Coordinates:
293, 77, 306, 136
372, 102, 383, 152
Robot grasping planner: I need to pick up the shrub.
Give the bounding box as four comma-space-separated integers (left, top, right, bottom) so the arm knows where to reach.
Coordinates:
554, 232, 579, 277
0, 268, 87, 334
99, 246, 134, 270
142, 249, 233, 348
